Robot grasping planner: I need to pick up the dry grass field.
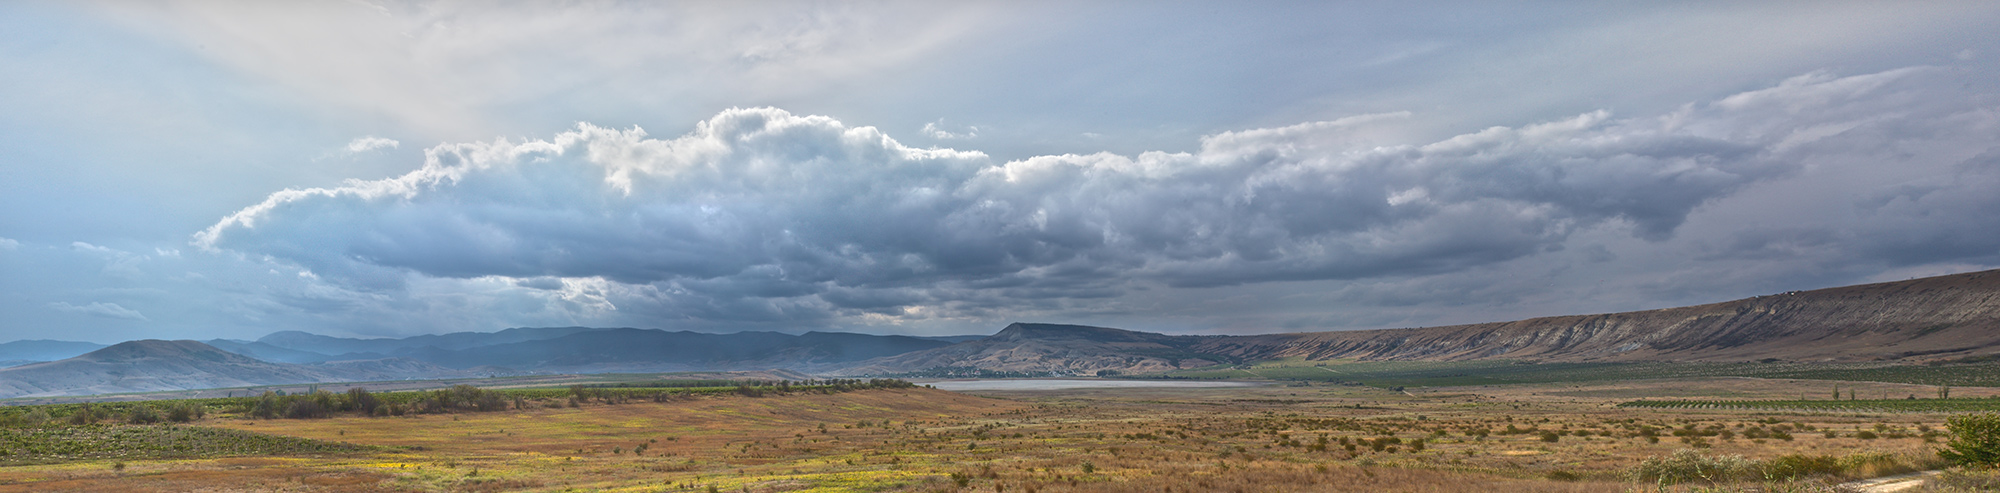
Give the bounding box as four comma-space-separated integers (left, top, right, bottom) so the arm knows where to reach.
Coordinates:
0, 376, 1988, 492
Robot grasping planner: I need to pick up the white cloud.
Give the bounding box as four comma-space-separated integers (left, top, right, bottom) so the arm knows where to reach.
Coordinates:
344, 136, 399, 153
70, 241, 114, 253
197, 67, 1995, 327
922, 120, 977, 140
0, 237, 16, 250
48, 301, 149, 321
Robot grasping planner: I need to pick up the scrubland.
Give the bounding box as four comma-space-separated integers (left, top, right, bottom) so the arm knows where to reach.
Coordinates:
0, 373, 1995, 492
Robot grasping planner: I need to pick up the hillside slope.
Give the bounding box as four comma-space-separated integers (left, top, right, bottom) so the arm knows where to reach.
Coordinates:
837, 269, 2000, 375
0, 340, 332, 398
1196, 269, 2000, 363
0, 340, 472, 398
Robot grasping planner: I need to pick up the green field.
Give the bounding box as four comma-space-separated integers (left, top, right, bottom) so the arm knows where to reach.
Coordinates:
0, 424, 370, 465
1157, 358, 2000, 389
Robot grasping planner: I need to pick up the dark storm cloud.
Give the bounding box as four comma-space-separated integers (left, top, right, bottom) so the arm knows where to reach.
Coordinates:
196, 67, 1990, 324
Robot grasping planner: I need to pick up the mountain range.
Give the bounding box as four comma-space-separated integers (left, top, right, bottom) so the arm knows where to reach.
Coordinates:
5, 269, 1999, 398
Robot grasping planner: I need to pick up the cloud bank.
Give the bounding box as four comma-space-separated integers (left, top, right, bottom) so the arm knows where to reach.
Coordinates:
196, 67, 1998, 328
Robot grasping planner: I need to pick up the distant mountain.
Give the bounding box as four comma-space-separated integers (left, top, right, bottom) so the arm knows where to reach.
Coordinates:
26, 269, 2000, 396
205, 339, 345, 364
403, 329, 955, 372
0, 340, 473, 398
835, 269, 2000, 375
1193, 269, 2000, 363
0, 340, 331, 398
830, 323, 1227, 376
245, 327, 956, 373
0, 339, 107, 362
256, 326, 604, 356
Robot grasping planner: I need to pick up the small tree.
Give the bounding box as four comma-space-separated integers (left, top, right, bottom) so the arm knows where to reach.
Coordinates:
1940, 412, 2000, 468
347, 387, 379, 416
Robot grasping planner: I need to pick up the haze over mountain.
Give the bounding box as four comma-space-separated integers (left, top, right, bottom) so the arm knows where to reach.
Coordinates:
0, 339, 106, 367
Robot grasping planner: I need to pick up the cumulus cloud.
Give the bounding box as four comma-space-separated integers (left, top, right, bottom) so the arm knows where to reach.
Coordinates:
196, 67, 1990, 326
48, 301, 149, 321
344, 136, 399, 153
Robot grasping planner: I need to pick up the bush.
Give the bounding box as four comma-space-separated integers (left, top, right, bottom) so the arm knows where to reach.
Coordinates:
1630, 449, 1757, 485
1941, 412, 2000, 468
1762, 453, 1839, 480
250, 392, 281, 419
1931, 468, 2000, 490
164, 402, 204, 423
66, 405, 96, 426
125, 405, 160, 425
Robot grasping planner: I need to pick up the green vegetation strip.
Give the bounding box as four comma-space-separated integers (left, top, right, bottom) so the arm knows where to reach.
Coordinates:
1619, 397, 2000, 413
0, 379, 917, 427
0, 425, 370, 465
1161, 359, 2000, 388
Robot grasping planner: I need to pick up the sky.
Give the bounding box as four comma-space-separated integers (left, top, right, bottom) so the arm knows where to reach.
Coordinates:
3, 1, 1999, 343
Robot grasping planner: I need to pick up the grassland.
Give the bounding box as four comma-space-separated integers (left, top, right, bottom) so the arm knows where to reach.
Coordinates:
1621, 397, 2000, 413
0, 425, 370, 465
0, 372, 1993, 492
1160, 357, 2000, 389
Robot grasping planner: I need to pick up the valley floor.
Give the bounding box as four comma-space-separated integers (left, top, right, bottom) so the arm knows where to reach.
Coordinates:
0, 378, 1987, 492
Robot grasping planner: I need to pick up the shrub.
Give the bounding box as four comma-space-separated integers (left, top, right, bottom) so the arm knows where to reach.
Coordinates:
285, 398, 329, 419
1931, 468, 2000, 490
165, 402, 204, 423
1941, 412, 2000, 468
1761, 454, 1839, 480
1630, 449, 1757, 485
250, 392, 281, 419
125, 405, 161, 425
67, 405, 96, 426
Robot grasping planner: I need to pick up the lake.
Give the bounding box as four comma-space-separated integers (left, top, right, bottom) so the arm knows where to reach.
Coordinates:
921, 378, 1267, 391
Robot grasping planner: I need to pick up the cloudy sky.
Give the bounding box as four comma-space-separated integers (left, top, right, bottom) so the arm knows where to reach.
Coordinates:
4, 1, 1999, 342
